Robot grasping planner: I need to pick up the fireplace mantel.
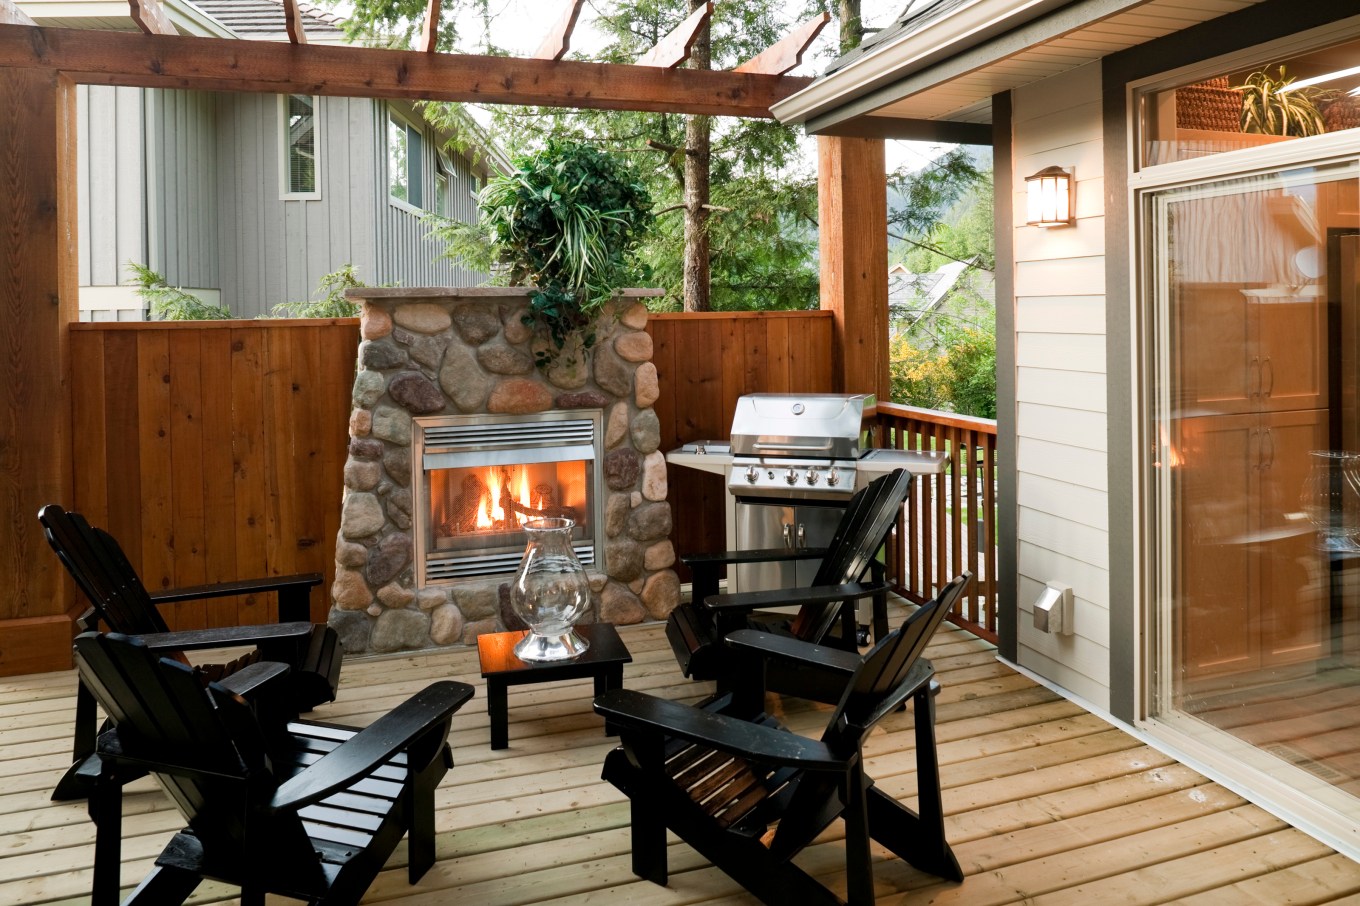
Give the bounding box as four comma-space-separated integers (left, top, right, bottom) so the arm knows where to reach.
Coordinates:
330, 287, 677, 655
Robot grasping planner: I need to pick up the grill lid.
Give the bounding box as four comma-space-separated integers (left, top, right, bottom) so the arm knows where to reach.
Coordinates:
729, 393, 875, 460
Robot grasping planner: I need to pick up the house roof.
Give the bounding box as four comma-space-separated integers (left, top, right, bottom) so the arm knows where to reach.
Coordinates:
774, 0, 1268, 133
192, 0, 346, 44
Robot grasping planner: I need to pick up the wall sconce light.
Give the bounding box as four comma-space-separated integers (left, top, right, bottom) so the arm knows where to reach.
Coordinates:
1026, 166, 1074, 228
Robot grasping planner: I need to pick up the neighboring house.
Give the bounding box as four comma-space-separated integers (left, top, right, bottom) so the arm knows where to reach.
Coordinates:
20, 0, 505, 320
887, 259, 994, 337
776, 0, 1360, 859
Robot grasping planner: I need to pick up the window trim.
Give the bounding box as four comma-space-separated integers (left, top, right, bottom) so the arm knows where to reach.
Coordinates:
387, 108, 426, 213
278, 93, 322, 201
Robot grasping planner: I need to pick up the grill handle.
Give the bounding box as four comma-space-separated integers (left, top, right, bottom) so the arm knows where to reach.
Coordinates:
751, 441, 834, 454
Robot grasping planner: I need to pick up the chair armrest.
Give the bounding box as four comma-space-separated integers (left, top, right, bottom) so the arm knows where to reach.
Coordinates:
149, 572, 322, 605
214, 660, 292, 698
682, 547, 827, 569
270, 681, 474, 811
723, 630, 864, 676
594, 688, 843, 771
705, 581, 885, 613
133, 622, 316, 652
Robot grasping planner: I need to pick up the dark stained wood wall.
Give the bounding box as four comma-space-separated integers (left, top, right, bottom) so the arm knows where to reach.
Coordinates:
64, 311, 835, 631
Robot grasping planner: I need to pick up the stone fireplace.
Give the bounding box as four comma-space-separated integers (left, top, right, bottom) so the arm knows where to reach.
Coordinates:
329, 287, 679, 655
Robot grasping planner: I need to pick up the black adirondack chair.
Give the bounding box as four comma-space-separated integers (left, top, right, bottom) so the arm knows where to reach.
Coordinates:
666, 468, 913, 697
75, 631, 473, 906
597, 572, 971, 906
39, 504, 342, 800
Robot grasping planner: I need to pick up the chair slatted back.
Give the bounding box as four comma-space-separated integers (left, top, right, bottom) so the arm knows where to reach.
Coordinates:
822, 572, 972, 753
73, 632, 263, 838
40, 505, 168, 635
788, 469, 914, 642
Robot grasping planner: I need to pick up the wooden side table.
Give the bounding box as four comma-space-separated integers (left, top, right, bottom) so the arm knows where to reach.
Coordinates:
476, 622, 633, 750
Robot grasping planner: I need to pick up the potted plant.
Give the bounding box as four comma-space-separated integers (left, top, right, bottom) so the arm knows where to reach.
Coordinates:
1234, 65, 1330, 137
434, 140, 653, 365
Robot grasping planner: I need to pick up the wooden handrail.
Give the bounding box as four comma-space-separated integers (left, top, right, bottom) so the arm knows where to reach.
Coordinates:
872, 405, 998, 643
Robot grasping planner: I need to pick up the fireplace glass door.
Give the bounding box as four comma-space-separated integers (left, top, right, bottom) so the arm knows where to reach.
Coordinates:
414, 413, 602, 582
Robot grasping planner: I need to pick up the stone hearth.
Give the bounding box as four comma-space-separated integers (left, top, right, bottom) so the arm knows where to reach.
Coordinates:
329, 287, 679, 655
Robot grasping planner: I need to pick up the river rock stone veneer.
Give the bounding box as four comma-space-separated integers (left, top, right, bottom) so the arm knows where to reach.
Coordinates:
330, 287, 680, 655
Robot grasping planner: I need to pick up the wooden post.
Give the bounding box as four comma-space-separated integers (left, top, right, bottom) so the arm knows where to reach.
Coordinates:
0, 66, 80, 675
817, 135, 888, 399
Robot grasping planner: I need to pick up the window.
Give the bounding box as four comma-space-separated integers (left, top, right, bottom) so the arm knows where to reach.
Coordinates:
280, 94, 320, 198
434, 152, 452, 217
1138, 35, 1360, 169
388, 111, 423, 209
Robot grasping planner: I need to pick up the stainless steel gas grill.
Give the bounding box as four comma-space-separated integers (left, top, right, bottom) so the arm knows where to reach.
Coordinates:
667, 392, 945, 596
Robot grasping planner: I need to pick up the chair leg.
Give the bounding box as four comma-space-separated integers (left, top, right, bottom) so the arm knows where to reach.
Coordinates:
407, 759, 441, 883
87, 769, 123, 906
843, 767, 875, 906
863, 686, 963, 883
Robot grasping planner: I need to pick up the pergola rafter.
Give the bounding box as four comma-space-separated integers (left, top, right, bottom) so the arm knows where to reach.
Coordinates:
127, 0, 174, 36
282, 0, 307, 45
533, 0, 585, 62
635, 1, 711, 69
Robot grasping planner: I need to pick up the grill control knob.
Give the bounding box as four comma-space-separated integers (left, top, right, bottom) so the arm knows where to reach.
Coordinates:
785, 467, 798, 485
827, 467, 840, 487
745, 466, 759, 484
806, 469, 819, 485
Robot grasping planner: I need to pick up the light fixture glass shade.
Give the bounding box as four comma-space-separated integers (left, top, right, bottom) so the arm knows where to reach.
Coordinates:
1026, 166, 1073, 227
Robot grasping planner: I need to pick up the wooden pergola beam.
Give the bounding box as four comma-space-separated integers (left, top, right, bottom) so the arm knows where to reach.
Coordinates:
127, 0, 175, 36
636, 2, 711, 69
419, 0, 439, 53
734, 12, 828, 76
0, 23, 808, 117
282, 0, 307, 45
533, 0, 584, 61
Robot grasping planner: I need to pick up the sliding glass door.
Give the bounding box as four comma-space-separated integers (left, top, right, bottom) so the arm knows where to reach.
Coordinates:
1147, 161, 1360, 806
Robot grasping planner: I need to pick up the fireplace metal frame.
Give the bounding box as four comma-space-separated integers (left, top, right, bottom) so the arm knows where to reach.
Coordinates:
412, 410, 606, 585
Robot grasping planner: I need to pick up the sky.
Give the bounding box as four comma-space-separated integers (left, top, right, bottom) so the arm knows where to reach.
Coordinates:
459, 0, 953, 174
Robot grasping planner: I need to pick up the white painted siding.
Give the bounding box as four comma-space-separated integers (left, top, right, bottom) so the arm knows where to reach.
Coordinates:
1010, 62, 1111, 708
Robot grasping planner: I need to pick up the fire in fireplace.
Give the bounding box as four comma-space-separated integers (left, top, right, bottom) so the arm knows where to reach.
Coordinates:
413, 412, 603, 582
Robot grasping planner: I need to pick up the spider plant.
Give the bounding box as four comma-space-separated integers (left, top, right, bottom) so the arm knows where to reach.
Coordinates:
1234, 65, 1329, 137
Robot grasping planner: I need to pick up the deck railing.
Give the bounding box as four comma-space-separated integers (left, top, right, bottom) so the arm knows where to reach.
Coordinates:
872, 402, 999, 643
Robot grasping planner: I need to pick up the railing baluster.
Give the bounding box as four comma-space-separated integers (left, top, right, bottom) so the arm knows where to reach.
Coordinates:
872, 403, 997, 642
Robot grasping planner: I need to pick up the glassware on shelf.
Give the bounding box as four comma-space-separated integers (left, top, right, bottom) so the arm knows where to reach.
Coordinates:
1300, 450, 1360, 552
509, 517, 592, 661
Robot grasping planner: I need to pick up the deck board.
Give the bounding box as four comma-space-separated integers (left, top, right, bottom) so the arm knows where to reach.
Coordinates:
0, 614, 1357, 904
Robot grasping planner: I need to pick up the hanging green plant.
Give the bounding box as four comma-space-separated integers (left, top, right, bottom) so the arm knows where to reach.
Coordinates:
476, 140, 653, 365
1234, 65, 1330, 137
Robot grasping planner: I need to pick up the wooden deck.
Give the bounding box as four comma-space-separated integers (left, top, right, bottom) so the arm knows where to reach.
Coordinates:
4, 613, 1360, 905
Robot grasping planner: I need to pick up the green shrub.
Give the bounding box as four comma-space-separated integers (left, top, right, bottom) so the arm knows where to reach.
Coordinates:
128, 262, 231, 320
268, 265, 365, 318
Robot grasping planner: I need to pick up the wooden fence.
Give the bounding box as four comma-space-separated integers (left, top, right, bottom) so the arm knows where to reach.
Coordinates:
872, 402, 1000, 643
69, 319, 358, 630
65, 311, 837, 626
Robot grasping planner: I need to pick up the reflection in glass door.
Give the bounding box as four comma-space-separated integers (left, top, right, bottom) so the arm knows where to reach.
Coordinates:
1148, 163, 1360, 801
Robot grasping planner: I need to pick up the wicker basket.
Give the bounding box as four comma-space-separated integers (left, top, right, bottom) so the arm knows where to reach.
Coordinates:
1175, 77, 1242, 132
1323, 95, 1360, 133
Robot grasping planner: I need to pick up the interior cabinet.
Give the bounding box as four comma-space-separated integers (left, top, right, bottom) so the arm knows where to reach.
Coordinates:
1176, 282, 1329, 417
1176, 409, 1329, 684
